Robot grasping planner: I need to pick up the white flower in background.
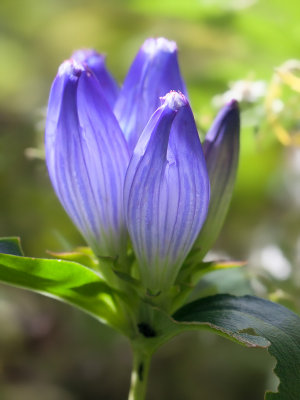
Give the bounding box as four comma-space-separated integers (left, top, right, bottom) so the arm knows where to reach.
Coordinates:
212, 79, 266, 108
252, 245, 292, 280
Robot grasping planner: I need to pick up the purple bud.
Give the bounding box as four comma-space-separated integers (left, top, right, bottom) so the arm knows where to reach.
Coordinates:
114, 37, 188, 154
124, 91, 210, 292
45, 59, 129, 258
192, 100, 240, 259
72, 49, 119, 108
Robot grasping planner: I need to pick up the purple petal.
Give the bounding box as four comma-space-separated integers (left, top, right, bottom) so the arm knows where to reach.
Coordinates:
193, 100, 240, 259
114, 37, 188, 154
124, 91, 210, 292
45, 60, 129, 258
72, 49, 119, 108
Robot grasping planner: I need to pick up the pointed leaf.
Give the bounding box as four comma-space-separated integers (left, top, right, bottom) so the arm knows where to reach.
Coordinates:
48, 246, 99, 269
172, 260, 246, 312
178, 259, 246, 285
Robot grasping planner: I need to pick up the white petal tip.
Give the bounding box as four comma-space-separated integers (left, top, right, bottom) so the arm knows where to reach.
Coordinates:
160, 91, 188, 111
142, 37, 177, 54
72, 49, 106, 64
58, 59, 85, 79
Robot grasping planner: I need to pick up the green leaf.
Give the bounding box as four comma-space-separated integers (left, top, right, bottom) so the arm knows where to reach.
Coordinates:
172, 260, 246, 313
135, 295, 300, 399
170, 295, 300, 400
0, 251, 125, 332
0, 237, 24, 256
178, 259, 246, 285
195, 260, 246, 275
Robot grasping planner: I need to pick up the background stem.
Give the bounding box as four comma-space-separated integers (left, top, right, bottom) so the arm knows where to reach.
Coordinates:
128, 347, 152, 400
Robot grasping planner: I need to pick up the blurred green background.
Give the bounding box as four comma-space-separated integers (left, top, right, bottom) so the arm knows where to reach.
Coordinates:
0, 0, 300, 399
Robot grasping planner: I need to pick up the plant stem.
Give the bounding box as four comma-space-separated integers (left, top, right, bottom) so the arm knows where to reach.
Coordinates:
128, 347, 152, 400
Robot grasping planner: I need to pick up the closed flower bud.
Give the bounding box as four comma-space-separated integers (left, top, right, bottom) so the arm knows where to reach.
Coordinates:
114, 37, 187, 153
45, 39, 240, 296
192, 100, 240, 259
45, 59, 129, 259
72, 49, 119, 108
124, 91, 210, 292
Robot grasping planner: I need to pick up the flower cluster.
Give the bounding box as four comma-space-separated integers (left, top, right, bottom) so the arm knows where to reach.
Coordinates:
45, 37, 240, 293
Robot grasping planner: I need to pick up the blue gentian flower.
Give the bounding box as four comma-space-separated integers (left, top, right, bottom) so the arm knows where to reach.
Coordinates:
45, 60, 129, 259
124, 91, 209, 292
192, 100, 240, 261
72, 49, 119, 108
45, 38, 240, 293
114, 37, 187, 153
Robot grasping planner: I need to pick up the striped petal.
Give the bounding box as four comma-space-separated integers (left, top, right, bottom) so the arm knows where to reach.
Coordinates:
45, 60, 129, 258
72, 49, 119, 108
192, 100, 240, 260
124, 92, 210, 293
114, 37, 187, 154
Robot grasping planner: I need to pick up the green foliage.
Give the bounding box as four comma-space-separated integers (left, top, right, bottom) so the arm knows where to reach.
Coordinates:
1, 1, 300, 397
170, 295, 300, 400
178, 259, 246, 285
1, 237, 300, 399
124, 294, 300, 399
0, 238, 124, 331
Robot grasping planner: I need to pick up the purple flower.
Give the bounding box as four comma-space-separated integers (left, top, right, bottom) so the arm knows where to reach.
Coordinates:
45, 60, 129, 258
45, 38, 240, 292
124, 92, 209, 291
114, 37, 187, 154
192, 100, 240, 260
72, 49, 119, 108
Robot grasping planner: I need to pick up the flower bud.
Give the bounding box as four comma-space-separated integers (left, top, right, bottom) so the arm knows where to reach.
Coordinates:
192, 100, 240, 259
72, 49, 119, 108
45, 59, 129, 258
124, 91, 210, 292
114, 37, 187, 153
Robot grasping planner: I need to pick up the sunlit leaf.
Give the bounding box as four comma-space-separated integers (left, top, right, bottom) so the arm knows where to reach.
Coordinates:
0, 249, 125, 331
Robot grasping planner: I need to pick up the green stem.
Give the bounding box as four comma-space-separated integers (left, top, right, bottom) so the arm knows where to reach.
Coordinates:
128, 346, 152, 400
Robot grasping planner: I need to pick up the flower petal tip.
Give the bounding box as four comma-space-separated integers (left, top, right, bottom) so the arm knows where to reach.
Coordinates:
142, 37, 177, 54
161, 91, 188, 110
226, 99, 239, 109
71, 48, 119, 108
72, 49, 106, 64
58, 59, 85, 79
